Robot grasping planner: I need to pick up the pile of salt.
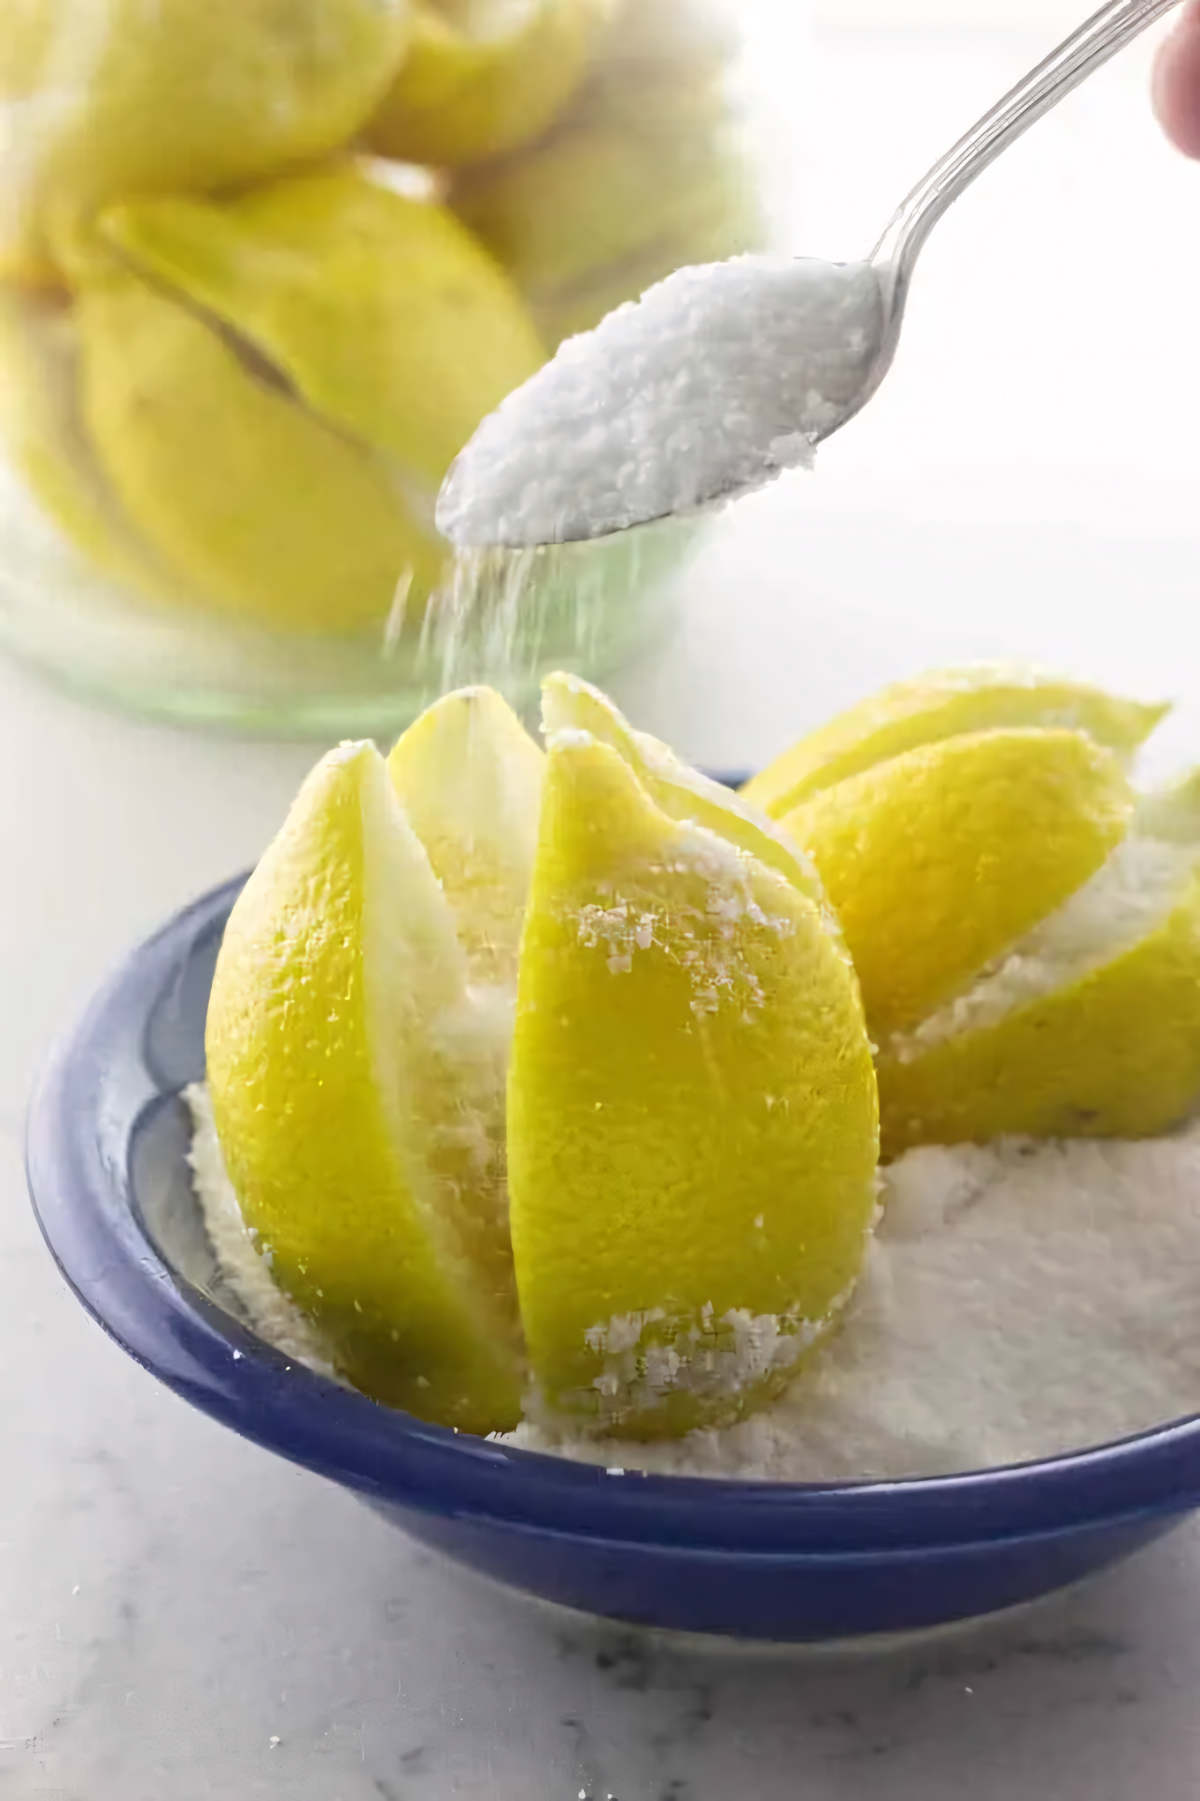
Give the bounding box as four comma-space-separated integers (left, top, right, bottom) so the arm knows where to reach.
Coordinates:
437, 254, 884, 548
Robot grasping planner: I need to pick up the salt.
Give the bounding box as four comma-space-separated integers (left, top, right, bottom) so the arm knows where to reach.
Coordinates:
186, 1084, 1200, 1484
437, 255, 884, 548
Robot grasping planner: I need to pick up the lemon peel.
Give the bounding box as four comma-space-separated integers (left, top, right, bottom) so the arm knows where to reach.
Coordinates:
100, 167, 545, 488
449, 0, 760, 348
743, 663, 1168, 818
365, 0, 601, 168
206, 737, 523, 1431
0, 285, 183, 603
507, 685, 879, 1439
780, 727, 1135, 1040
878, 778, 1200, 1153
0, 0, 411, 283
76, 261, 440, 634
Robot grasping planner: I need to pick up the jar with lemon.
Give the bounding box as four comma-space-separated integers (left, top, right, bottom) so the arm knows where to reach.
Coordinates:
0, 0, 765, 731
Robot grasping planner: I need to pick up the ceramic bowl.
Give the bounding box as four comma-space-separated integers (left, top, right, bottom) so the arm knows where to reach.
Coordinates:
27, 868, 1200, 1642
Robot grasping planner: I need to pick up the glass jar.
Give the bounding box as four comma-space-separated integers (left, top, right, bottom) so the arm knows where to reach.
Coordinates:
0, 0, 770, 734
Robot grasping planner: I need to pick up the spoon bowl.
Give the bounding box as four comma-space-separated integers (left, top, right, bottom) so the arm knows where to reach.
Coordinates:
438, 0, 1181, 551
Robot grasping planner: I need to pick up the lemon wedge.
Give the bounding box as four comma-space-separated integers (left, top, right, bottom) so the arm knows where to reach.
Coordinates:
387, 684, 544, 984
206, 737, 523, 1430
67, 166, 542, 632
76, 261, 438, 634
449, 0, 759, 347
781, 727, 1135, 1040
0, 286, 182, 602
878, 774, 1200, 1153
507, 681, 879, 1438
743, 664, 1167, 818
0, 0, 411, 284
100, 166, 545, 488
365, 0, 600, 167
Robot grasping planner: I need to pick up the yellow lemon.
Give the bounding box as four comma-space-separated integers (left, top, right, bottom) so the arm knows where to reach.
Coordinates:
387, 683, 544, 984
541, 670, 828, 900
76, 262, 437, 634
780, 728, 1135, 1041
743, 663, 1167, 818
65, 167, 543, 633
0, 0, 411, 284
0, 285, 182, 602
507, 680, 879, 1439
449, 0, 760, 348
365, 0, 602, 168
206, 729, 529, 1431
100, 165, 545, 487
878, 775, 1200, 1153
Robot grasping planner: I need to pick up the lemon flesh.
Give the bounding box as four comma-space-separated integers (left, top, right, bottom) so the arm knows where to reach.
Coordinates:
387, 685, 544, 985
780, 728, 1134, 1040
507, 717, 879, 1439
75, 262, 442, 634
541, 671, 831, 905
365, 0, 599, 167
743, 664, 1167, 819
101, 167, 546, 489
878, 784, 1200, 1154
0, 0, 411, 284
206, 739, 523, 1431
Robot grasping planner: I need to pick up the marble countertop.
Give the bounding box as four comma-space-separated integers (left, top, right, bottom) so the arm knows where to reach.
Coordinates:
8, 18, 1200, 1799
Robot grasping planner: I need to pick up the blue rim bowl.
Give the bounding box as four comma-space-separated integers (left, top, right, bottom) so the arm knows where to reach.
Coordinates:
26, 855, 1200, 1642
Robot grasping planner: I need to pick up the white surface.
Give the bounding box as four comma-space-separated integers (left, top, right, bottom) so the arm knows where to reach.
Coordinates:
7, 20, 1200, 1800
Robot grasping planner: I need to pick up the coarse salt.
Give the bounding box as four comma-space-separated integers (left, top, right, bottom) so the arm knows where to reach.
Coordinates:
186, 1084, 1200, 1484
437, 255, 884, 548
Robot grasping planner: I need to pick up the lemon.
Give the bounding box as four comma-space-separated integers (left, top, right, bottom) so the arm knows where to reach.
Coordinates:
541, 670, 828, 901
0, 0, 411, 284
387, 684, 544, 984
0, 285, 181, 601
68, 166, 542, 632
100, 165, 546, 488
364, 0, 601, 168
878, 777, 1200, 1153
76, 262, 438, 634
784, 728, 1134, 1041
743, 664, 1167, 818
449, 0, 760, 348
507, 682, 879, 1439
206, 736, 523, 1431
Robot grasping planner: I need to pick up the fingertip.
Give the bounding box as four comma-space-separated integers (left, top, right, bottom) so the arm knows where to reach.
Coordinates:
1154, 3, 1200, 160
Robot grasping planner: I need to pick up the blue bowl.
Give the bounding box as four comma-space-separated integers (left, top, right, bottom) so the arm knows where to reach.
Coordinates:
27, 870, 1200, 1643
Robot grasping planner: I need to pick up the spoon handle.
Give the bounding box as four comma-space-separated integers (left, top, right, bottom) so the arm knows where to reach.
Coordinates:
873, 0, 1182, 282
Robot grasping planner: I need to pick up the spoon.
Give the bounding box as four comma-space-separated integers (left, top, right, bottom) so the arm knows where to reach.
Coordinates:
438, 0, 1182, 551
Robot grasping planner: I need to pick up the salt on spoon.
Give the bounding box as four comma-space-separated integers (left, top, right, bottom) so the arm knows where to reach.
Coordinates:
438, 0, 1182, 550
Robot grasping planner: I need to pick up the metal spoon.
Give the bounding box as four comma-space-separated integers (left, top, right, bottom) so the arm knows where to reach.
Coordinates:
438, 0, 1182, 551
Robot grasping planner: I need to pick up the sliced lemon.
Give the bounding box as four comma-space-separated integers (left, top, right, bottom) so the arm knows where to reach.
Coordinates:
76, 261, 440, 634
448, 0, 760, 349
364, 0, 601, 168
387, 684, 544, 985
100, 166, 546, 489
206, 738, 523, 1431
782, 728, 1134, 1041
0, 285, 182, 602
878, 777, 1200, 1153
743, 665, 1168, 819
507, 687, 879, 1439
540, 671, 830, 903
0, 0, 411, 284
